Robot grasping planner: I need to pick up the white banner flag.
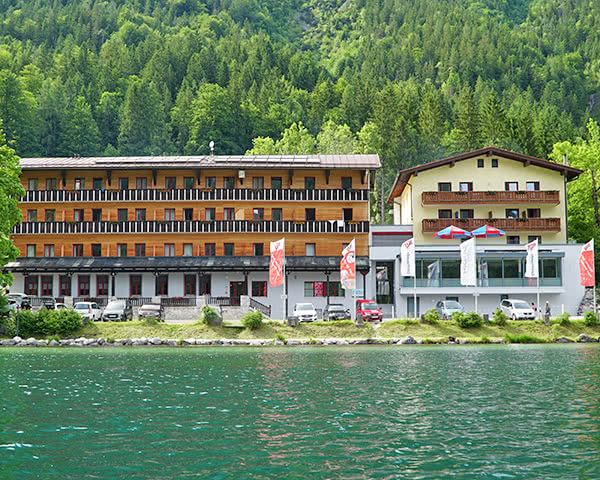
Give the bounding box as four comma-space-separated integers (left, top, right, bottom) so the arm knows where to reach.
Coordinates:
525, 239, 539, 278
460, 237, 477, 286
400, 237, 415, 277
340, 239, 356, 290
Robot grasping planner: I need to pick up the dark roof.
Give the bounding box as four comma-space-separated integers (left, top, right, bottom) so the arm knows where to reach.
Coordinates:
5, 256, 371, 273
20, 154, 381, 171
387, 147, 583, 202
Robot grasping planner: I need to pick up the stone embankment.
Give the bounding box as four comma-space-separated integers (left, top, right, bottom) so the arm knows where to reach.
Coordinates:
1, 334, 599, 347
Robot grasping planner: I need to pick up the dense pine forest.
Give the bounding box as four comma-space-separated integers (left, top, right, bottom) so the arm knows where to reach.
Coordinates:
0, 0, 599, 191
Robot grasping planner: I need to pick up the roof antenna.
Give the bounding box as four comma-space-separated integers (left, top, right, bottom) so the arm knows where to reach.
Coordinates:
209, 141, 215, 157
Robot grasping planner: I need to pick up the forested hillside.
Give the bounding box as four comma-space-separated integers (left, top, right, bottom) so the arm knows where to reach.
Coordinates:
0, 0, 599, 191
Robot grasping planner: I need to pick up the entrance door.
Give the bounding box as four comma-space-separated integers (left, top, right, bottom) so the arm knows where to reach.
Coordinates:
407, 296, 420, 318
230, 281, 247, 305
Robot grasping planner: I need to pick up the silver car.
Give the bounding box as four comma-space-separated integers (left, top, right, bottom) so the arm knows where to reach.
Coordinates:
435, 300, 464, 319
500, 299, 535, 320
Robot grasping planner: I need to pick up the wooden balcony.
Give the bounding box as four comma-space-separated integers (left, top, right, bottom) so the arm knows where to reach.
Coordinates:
13, 220, 370, 235
422, 190, 560, 205
422, 217, 561, 233
22, 188, 369, 203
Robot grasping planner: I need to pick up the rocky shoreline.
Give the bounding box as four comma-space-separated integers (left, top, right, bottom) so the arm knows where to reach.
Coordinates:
1, 334, 599, 347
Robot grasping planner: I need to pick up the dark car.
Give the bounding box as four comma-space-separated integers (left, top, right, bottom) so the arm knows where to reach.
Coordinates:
41, 296, 57, 309
323, 304, 350, 321
101, 300, 133, 321
138, 304, 164, 322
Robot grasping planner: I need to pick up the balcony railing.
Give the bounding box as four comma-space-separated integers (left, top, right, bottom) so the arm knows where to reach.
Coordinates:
249, 297, 272, 317
422, 218, 561, 232
14, 220, 369, 235
403, 278, 562, 288
22, 188, 369, 203
422, 190, 560, 205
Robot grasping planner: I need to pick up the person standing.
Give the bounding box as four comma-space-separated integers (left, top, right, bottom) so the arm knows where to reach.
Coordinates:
544, 302, 551, 325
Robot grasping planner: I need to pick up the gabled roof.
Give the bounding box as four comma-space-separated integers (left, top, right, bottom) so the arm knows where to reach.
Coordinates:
387, 146, 583, 203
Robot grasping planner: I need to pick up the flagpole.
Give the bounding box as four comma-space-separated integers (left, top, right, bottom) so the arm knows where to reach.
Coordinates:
474, 238, 478, 314
282, 240, 286, 322
413, 274, 417, 319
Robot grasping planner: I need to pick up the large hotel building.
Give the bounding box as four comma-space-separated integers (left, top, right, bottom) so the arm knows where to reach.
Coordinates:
8, 155, 380, 319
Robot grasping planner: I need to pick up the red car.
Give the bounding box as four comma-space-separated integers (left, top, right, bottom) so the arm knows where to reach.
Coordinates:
356, 300, 383, 323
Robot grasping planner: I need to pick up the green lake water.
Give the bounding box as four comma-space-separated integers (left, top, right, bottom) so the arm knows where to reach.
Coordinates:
1, 345, 600, 479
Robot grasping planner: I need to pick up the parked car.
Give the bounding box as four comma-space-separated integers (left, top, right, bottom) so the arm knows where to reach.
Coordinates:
138, 304, 164, 322
293, 303, 318, 322
101, 299, 133, 321
356, 299, 383, 323
74, 302, 102, 322
40, 296, 57, 309
55, 303, 68, 309
7, 293, 32, 310
323, 304, 350, 321
435, 300, 465, 319
500, 299, 536, 320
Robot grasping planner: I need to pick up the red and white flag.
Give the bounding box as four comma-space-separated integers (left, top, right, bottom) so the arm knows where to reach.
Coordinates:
525, 239, 539, 278
400, 237, 415, 277
269, 238, 285, 287
340, 239, 356, 290
580, 239, 595, 287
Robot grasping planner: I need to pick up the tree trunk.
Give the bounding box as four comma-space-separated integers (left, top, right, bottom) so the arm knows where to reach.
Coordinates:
590, 169, 600, 227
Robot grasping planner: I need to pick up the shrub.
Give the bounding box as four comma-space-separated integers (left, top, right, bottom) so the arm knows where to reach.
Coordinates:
454, 311, 483, 329
242, 310, 263, 330
41, 309, 83, 336
17, 310, 44, 337
493, 308, 508, 326
423, 308, 440, 324
0, 313, 17, 337
557, 312, 570, 326
274, 333, 287, 344
143, 315, 159, 326
584, 311, 598, 326
200, 305, 220, 326
479, 336, 491, 344
505, 334, 546, 344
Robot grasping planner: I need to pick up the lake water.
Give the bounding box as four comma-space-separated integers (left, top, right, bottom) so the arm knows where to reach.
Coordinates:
1, 345, 600, 479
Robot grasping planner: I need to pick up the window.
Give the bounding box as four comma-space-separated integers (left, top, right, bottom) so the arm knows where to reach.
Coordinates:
165, 177, 176, 189
224, 243, 234, 256
92, 178, 103, 190
342, 177, 352, 190
74, 209, 84, 222
505, 182, 518, 192
184, 177, 195, 189
184, 208, 193, 221
438, 209, 452, 219
46, 178, 57, 190
27, 210, 37, 222
164, 208, 176, 221
155, 275, 168, 296
92, 209, 102, 222
527, 208, 541, 218
528, 236, 542, 244
253, 208, 264, 221
73, 244, 83, 256
438, 182, 451, 192
477, 159, 484, 168
119, 178, 129, 190
184, 274, 196, 295
78, 275, 90, 297
272, 208, 282, 221
183, 243, 193, 256
28, 178, 38, 190
526, 181, 540, 191
118, 209, 128, 222
224, 176, 236, 189
304, 177, 315, 190
117, 244, 127, 257
252, 177, 264, 189
91, 244, 102, 256
45, 209, 55, 222
136, 177, 147, 189
135, 244, 146, 257
460, 209, 474, 219
224, 208, 235, 220
376, 262, 394, 304
507, 236, 520, 245
271, 177, 282, 189
459, 182, 473, 192
164, 244, 175, 256
343, 208, 353, 221
506, 208, 519, 219
303, 281, 341, 297
59, 275, 71, 296
327, 282, 344, 296
205, 243, 215, 256
199, 275, 211, 295
205, 208, 215, 221
492, 159, 498, 168
305, 243, 316, 256
205, 176, 216, 189
253, 243, 264, 256
130, 275, 142, 296
26, 244, 36, 257
97, 275, 109, 297
25, 276, 38, 296
44, 244, 54, 257
252, 281, 267, 297
74, 178, 85, 190
135, 209, 146, 221
305, 208, 316, 221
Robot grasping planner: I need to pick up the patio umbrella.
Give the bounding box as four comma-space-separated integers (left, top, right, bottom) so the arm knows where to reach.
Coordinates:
434, 225, 473, 239
471, 225, 506, 238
